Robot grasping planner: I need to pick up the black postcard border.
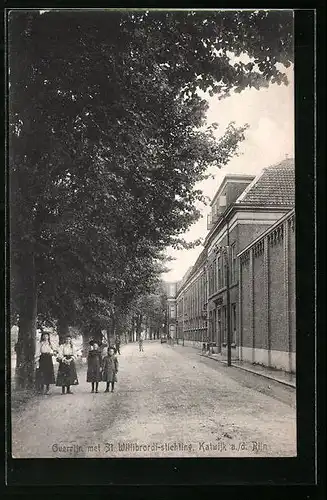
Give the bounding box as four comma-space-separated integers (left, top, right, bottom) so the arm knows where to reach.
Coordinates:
2, 5, 323, 497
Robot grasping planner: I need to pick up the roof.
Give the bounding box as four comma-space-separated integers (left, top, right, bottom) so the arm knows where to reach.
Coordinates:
190, 247, 207, 276
210, 174, 256, 207
176, 247, 207, 295
235, 158, 295, 207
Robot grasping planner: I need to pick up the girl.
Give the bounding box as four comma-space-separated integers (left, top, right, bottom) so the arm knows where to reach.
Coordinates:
37, 332, 56, 394
86, 340, 102, 393
102, 347, 118, 392
56, 335, 79, 395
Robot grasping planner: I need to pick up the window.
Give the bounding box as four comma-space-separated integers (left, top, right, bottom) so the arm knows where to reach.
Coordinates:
223, 256, 227, 287
219, 195, 226, 209
209, 264, 214, 296
212, 203, 218, 221
213, 259, 217, 293
170, 305, 175, 319
222, 306, 227, 342
197, 280, 200, 316
217, 309, 221, 343
209, 311, 213, 342
217, 256, 222, 290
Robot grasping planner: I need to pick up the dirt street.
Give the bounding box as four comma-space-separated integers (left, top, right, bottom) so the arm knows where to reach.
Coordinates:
11, 341, 296, 458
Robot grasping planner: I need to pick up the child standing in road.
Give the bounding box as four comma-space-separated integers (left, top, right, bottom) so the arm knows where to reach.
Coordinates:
37, 332, 57, 394
56, 335, 79, 395
102, 347, 118, 392
86, 340, 102, 393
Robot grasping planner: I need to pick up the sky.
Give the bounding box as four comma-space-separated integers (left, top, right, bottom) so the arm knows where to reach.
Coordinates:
162, 65, 294, 283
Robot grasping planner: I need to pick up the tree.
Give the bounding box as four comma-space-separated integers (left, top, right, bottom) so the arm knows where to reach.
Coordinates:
125, 281, 169, 342
9, 10, 293, 388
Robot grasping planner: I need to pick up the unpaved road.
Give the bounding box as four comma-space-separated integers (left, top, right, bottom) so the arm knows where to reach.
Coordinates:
11, 341, 296, 458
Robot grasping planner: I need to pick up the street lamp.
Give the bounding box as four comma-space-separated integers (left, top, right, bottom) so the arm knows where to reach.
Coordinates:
214, 243, 232, 367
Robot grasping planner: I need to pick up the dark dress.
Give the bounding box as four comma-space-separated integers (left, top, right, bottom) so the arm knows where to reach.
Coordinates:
86, 350, 102, 382
102, 355, 118, 382
39, 353, 55, 385
56, 355, 79, 386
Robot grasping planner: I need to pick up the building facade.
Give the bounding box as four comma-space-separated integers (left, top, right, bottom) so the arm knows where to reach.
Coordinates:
171, 158, 295, 373
176, 249, 208, 346
238, 209, 295, 372
165, 282, 178, 339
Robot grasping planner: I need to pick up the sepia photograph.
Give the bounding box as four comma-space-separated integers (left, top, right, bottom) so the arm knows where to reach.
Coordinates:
8, 8, 297, 460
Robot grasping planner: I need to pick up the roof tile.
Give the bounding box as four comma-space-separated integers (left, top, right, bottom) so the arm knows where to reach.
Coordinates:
236, 158, 295, 207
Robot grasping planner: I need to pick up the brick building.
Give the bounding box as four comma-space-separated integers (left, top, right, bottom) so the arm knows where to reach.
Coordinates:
165, 282, 178, 339
173, 158, 295, 372
238, 209, 295, 372
176, 249, 208, 346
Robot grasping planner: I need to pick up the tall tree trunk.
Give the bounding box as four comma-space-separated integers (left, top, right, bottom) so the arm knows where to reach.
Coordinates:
82, 323, 102, 355
109, 314, 116, 345
92, 324, 102, 345
130, 317, 134, 342
82, 330, 89, 358
15, 250, 37, 390
136, 314, 142, 339
115, 313, 121, 339
57, 315, 69, 345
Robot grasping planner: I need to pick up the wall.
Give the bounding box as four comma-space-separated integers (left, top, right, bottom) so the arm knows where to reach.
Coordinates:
238, 223, 273, 253
175, 267, 207, 343
226, 181, 254, 208
268, 231, 288, 351
253, 248, 266, 350
206, 218, 276, 356
240, 257, 252, 351
167, 297, 177, 338
175, 208, 295, 374
239, 211, 296, 372
288, 218, 296, 355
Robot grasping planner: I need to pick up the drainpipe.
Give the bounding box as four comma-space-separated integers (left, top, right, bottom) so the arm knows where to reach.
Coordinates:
226, 220, 232, 367
182, 295, 185, 347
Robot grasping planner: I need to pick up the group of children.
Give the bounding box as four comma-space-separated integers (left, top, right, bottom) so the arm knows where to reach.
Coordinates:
35, 333, 119, 395
86, 341, 119, 393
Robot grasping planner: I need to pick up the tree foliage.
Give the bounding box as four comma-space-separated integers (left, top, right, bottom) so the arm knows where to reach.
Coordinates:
8, 9, 293, 387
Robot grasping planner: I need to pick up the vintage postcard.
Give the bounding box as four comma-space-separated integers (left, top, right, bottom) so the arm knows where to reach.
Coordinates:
8, 8, 298, 462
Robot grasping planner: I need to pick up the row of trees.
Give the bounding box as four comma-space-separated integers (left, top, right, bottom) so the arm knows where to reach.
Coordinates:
101, 286, 168, 346
9, 10, 293, 388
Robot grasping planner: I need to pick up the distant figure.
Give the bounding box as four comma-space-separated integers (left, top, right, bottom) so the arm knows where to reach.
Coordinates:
87, 340, 102, 393
56, 335, 79, 395
102, 347, 118, 392
139, 332, 145, 352
115, 336, 121, 355
37, 332, 56, 395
